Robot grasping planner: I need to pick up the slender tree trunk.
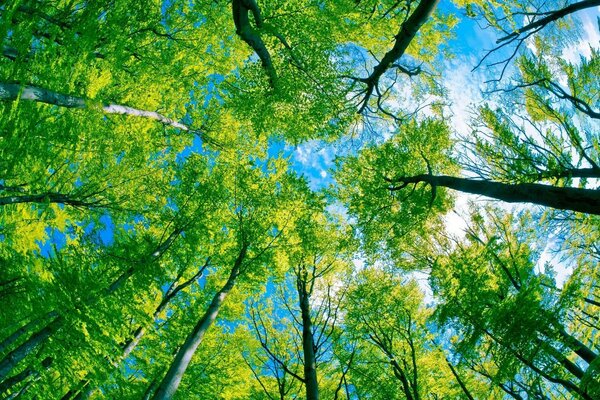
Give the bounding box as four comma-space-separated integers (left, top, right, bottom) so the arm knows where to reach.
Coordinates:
0, 311, 58, 354
390, 359, 414, 400
0, 357, 52, 395
445, 359, 475, 400
5, 380, 33, 400
0, 192, 101, 207
0, 317, 63, 381
73, 262, 210, 399
0, 265, 136, 381
0, 82, 207, 140
554, 326, 598, 365
151, 245, 247, 400
388, 174, 600, 215
482, 328, 591, 399
0, 230, 179, 382
297, 277, 319, 400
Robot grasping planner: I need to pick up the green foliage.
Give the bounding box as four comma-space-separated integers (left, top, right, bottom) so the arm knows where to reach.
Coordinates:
0, 1, 598, 399
335, 118, 457, 263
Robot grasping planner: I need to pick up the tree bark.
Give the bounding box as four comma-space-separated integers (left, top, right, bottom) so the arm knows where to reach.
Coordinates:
0, 230, 180, 383
0, 82, 208, 140
357, 0, 440, 112
0, 311, 58, 355
554, 326, 598, 365
0, 317, 63, 382
72, 262, 210, 399
151, 245, 248, 400
390, 358, 415, 400
0, 192, 103, 207
445, 359, 475, 400
297, 275, 319, 400
231, 0, 277, 87
388, 174, 600, 215
497, 0, 600, 43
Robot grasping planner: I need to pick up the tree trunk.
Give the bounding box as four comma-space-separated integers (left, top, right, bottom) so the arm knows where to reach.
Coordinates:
497, 0, 600, 43
554, 326, 598, 365
483, 328, 592, 399
358, 0, 440, 111
0, 317, 63, 381
445, 359, 475, 400
0, 229, 179, 382
0, 311, 58, 354
297, 277, 319, 400
0, 192, 102, 207
390, 359, 414, 400
388, 174, 600, 215
0, 82, 207, 140
151, 245, 247, 400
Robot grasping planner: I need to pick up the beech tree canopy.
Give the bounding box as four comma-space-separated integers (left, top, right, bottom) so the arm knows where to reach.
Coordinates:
0, 0, 599, 399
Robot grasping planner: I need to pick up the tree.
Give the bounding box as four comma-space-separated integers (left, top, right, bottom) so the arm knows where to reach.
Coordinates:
246, 209, 355, 400
1, 0, 599, 398
431, 208, 600, 399
344, 269, 466, 400
150, 161, 305, 399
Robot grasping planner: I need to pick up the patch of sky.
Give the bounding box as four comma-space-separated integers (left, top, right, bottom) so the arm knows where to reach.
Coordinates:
437, 2, 497, 62
287, 140, 336, 190
123, 214, 150, 233
97, 214, 115, 246
165, 197, 180, 213
123, 356, 144, 379
36, 227, 67, 258
115, 150, 126, 165
203, 74, 225, 107
176, 134, 215, 164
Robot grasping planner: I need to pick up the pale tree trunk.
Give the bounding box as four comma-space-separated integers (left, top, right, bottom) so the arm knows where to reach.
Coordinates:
69, 261, 210, 400
0, 311, 58, 354
151, 245, 248, 400
0, 317, 63, 382
0, 82, 208, 140
0, 230, 181, 382
388, 174, 600, 215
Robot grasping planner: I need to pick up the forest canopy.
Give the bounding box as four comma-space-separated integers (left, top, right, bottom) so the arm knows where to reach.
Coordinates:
0, 0, 599, 399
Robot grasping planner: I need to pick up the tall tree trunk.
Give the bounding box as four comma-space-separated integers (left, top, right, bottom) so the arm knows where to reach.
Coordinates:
445, 359, 475, 400
0, 317, 63, 381
483, 328, 592, 399
390, 359, 415, 400
0, 357, 52, 395
71, 261, 210, 399
497, 0, 600, 43
0, 230, 180, 383
357, 0, 440, 112
554, 326, 598, 365
151, 245, 248, 400
297, 276, 319, 400
0, 83, 208, 141
0, 311, 58, 354
388, 174, 600, 215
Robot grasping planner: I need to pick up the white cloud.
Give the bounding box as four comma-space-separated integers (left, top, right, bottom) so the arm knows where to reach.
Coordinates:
562, 11, 600, 64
